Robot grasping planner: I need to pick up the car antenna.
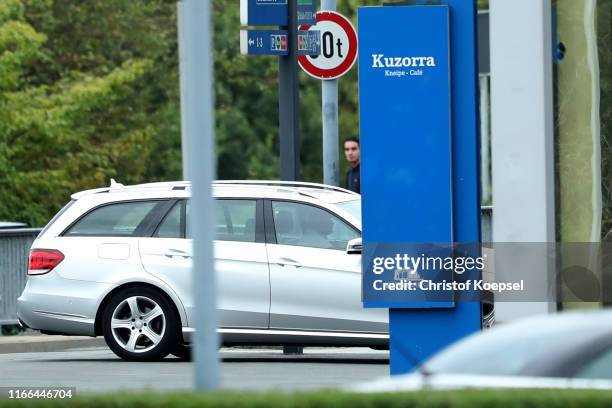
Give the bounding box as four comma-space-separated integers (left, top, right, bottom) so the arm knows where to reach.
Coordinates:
109, 178, 124, 189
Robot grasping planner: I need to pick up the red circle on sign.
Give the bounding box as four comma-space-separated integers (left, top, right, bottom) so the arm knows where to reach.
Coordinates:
298, 11, 358, 80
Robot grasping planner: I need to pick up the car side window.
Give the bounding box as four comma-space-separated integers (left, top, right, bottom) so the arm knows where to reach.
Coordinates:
186, 199, 257, 242
155, 201, 182, 238
575, 348, 612, 379
272, 201, 359, 250
64, 201, 159, 237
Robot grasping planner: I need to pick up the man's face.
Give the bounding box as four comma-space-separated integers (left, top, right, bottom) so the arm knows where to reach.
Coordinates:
344, 141, 360, 164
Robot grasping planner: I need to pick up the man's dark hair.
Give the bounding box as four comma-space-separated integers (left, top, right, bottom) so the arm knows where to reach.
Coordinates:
344, 136, 360, 146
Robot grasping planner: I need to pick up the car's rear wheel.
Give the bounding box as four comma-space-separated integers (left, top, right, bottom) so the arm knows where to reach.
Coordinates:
102, 287, 179, 361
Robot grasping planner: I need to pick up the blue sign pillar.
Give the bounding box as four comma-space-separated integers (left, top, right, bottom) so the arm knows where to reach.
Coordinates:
358, 2, 481, 375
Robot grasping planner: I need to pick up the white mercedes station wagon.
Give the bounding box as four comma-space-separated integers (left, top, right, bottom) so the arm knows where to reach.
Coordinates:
17, 180, 390, 361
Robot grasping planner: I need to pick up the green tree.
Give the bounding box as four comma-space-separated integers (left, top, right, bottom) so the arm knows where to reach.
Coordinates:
1, 0, 494, 228
0, 0, 165, 226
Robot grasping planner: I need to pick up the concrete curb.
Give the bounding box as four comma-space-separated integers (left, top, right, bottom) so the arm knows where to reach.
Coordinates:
0, 335, 107, 354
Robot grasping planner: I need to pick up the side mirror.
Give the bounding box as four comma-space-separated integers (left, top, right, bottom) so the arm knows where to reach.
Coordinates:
346, 238, 362, 255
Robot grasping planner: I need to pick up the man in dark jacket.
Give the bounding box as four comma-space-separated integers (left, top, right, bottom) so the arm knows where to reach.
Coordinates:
344, 136, 361, 194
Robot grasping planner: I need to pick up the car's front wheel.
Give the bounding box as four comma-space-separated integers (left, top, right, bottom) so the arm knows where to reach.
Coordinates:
102, 287, 179, 361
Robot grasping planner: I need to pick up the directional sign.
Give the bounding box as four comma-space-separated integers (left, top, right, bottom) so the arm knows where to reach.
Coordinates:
240, 30, 288, 55
240, 0, 316, 27
297, 30, 321, 56
240, 0, 287, 26
298, 11, 358, 80
297, 0, 316, 25
241, 30, 321, 56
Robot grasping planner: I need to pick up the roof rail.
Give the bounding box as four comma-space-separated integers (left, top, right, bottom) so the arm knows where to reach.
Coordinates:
71, 180, 358, 199
109, 180, 191, 190
103, 179, 356, 195
214, 180, 359, 195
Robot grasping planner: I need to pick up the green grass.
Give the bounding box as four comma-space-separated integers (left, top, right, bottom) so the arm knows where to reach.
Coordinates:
3, 389, 612, 408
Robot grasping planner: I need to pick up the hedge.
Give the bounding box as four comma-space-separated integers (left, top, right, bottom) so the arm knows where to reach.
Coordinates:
2, 390, 612, 408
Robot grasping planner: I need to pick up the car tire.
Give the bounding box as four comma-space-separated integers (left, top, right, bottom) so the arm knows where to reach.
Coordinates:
102, 287, 179, 361
171, 343, 192, 361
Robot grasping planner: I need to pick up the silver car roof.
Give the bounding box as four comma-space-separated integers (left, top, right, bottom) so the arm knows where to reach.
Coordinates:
70, 180, 360, 205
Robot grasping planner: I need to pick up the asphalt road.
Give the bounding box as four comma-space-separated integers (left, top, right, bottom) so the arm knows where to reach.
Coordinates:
0, 347, 389, 393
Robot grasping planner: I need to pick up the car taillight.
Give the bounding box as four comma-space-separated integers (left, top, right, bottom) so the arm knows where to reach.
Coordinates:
28, 249, 64, 275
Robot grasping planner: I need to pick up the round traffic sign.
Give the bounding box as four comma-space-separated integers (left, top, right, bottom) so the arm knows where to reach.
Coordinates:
298, 11, 358, 80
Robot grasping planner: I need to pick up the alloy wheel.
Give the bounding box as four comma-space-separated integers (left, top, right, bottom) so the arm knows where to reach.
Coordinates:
110, 296, 166, 353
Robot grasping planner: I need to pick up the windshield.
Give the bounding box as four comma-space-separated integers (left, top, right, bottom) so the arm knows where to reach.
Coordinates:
336, 199, 361, 221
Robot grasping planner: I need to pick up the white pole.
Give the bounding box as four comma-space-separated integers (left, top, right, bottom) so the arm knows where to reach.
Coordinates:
321, 0, 339, 186
178, 1, 190, 181
490, 0, 556, 322
179, 0, 220, 390
479, 74, 491, 204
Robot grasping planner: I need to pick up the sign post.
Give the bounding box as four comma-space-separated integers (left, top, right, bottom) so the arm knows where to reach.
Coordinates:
321, 0, 338, 187
358, 2, 481, 375
240, 0, 319, 181
278, 0, 300, 181
299, 9, 358, 186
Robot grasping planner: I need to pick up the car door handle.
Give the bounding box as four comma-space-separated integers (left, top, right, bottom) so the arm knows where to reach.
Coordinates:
164, 249, 191, 259
276, 258, 302, 268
